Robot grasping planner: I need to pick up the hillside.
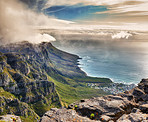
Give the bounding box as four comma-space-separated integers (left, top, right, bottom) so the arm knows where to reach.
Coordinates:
0, 41, 111, 121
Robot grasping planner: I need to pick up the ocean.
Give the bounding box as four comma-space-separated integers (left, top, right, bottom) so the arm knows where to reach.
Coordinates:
52, 34, 148, 84
77, 41, 148, 84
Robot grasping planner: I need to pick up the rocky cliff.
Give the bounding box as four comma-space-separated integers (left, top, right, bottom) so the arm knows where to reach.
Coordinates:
41, 79, 148, 122
0, 42, 67, 121
0, 41, 86, 78
0, 41, 111, 121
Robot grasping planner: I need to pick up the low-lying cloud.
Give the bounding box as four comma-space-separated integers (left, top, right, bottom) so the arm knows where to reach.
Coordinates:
112, 31, 132, 39
44, 29, 135, 42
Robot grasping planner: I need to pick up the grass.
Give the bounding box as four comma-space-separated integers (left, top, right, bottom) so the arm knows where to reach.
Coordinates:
32, 101, 51, 117
32, 94, 61, 117
0, 87, 15, 99
20, 116, 39, 122
47, 75, 110, 106
74, 76, 112, 83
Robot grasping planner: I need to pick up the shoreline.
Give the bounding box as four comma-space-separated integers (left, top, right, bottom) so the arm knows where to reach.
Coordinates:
78, 57, 140, 85
77, 56, 137, 94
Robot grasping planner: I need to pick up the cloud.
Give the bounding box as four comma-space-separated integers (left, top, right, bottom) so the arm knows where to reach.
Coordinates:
0, 0, 73, 44
111, 31, 132, 39
45, 0, 148, 7
27, 33, 56, 44
109, 2, 148, 14
0, 0, 147, 45
45, 0, 148, 21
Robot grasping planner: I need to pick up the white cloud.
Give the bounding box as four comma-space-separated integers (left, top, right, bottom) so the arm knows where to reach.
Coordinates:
0, 0, 74, 44
112, 31, 132, 39
45, 0, 147, 6
111, 2, 148, 14
26, 33, 56, 44
45, 0, 148, 17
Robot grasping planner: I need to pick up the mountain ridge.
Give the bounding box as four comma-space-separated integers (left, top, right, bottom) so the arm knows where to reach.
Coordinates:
0, 41, 111, 121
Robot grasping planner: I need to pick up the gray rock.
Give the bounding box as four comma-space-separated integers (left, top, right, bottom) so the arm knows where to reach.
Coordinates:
131, 108, 141, 113
0, 114, 21, 122
100, 115, 111, 122
41, 108, 97, 122
139, 104, 148, 114
70, 95, 134, 120
0, 73, 12, 87
117, 112, 148, 122
132, 87, 145, 97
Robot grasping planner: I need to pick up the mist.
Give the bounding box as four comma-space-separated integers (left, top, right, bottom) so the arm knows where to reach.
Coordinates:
0, 0, 71, 45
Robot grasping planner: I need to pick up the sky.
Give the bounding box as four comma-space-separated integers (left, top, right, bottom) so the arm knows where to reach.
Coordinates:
0, 0, 148, 44
20, 0, 148, 31
20, 0, 148, 24
43, 0, 148, 23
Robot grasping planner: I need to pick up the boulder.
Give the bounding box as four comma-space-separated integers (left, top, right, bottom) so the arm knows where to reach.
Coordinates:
117, 111, 148, 122
70, 95, 135, 121
132, 87, 145, 97
100, 115, 111, 122
41, 108, 97, 122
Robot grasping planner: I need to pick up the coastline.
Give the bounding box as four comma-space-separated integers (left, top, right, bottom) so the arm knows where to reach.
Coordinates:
78, 55, 140, 85
77, 56, 136, 94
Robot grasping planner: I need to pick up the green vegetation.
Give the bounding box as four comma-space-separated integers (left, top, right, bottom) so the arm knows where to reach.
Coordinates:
0, 87, 15, 99
47, 76, 110, 106
20, 116, 38, 122
90, 113, 95, 119
0, 121, 6, 122
74, 76, 112, 83
0, 87, 40, 121
0, 53, 6, 62
32, 101, 53, 116
32, 93, 60, 116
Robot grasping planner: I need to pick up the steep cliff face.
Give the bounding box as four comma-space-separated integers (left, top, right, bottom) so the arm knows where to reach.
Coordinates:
0, 41, 86, 97
0, 41, 84, 120
0, 42, 61, 119
0, 87, 39, 121
41, 79, 148, 122
0, 41, 86, 77
0, 41, 111, 121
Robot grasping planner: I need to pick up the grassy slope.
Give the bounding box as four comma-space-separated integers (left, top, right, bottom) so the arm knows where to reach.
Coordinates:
74, 76, 112, 83
47, 75, 110, 106
46, 43, 112, 106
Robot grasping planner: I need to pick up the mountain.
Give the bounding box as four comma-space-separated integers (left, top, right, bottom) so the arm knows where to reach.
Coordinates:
0, 41, 111, 121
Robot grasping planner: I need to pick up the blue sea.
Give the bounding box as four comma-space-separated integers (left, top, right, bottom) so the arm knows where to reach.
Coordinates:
52, 40, 148, 84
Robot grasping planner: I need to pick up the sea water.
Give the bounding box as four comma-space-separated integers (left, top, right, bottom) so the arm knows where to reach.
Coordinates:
52, 40, 148, 84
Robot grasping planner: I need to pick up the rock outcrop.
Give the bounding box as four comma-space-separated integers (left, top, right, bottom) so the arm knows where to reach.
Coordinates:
0, 41, 86, 78
0, 87, 39, 121
41, 79, 148, 122
0, 114, 21, 122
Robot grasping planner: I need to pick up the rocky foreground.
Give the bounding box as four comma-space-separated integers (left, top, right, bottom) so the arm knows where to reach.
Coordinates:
41, 79, 148, 122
